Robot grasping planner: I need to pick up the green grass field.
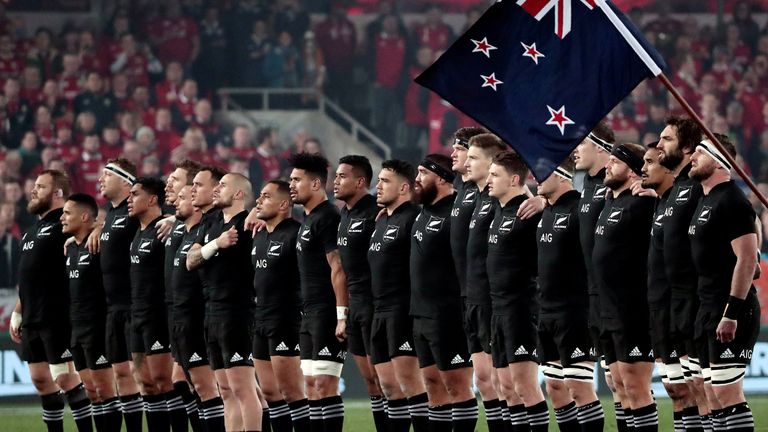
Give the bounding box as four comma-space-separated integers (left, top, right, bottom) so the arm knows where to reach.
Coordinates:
1, 397, 768, 431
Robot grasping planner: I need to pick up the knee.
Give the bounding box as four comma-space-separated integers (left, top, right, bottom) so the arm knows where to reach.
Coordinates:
546, 379, 567, 396
664, 383, 689, 401
261, 386, 282, 401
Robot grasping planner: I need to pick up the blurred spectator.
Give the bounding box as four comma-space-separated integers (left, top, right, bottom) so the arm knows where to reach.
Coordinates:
141, 155, 162, 178
263, 31, 299, 88
0, 34, 24, 87
18, 131, 41, 177
274, 0, 310, 47
1, 77, 33, 148
25, 28, 57, 81
314, 2, 357, 103
0, 201, 21, 240
731, 1, 760, 51
39, 79, 68, 119
155, 61, 184, 108
250, 126, 281, 190
71, 133, 103, 198
19, 66, 42, 103
101, 123, 123, 160
128, 85, 156, 127
190, 99, 220, 145
412, 5, 454, 52
403, 46, 433, 160
74, 72, 118, 131
148, 0, 199, 68
231, 124, 255, 159
0, 217, 21, 288
171, 79, 198, 130
195, 5, 228, 96
372, 14, 406, 144
300, 31, 326, 98
171, 127, 210, 165
78, 29, 103, 74
32, 105, 55, 147
238, 19, 272, 87
110, 33, 161, 87
153, 107, 182, 155
57, 52, 83, 104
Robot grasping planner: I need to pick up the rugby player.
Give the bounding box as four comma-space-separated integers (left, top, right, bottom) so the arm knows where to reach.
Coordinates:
251, 180, 308, 432
186, 173, 263, 431
368, 160, 427, 432
62, 193, 121, 431
411, 154, 476, 432
289, 153, 348, 432
333, 155, 387, 432
593, 143, 657, 431
485, 152, 546, 431
14, 171, 92, 432
463, 134, 508, 432
163, 160, 204, 431
127, 177, 175, 430
97, 158, 144, 431
656, 117, 710, 430
688, 136, 760, 431
536, 157, 605, 432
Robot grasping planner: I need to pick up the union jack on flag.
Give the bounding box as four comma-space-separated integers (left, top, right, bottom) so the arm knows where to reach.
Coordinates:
415, 0, 666, 181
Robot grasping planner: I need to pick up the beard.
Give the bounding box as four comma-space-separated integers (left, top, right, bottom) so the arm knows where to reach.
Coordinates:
659, 146, 685, 170
417, 182, 438, 205
27, 195, 51, 215
690, 163, 715, 182
604, 173, 629, 191
641, 178, 659, 190
214, 196, 232, 209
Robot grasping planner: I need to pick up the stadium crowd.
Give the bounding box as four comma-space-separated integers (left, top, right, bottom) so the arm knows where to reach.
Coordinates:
0, 0, 766, 270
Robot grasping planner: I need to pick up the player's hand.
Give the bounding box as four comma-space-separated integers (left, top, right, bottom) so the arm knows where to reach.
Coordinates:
245, 208, 267, 237
518, 196, 546, 219
216, 227, 238, 249
155, 216, 176, 242
9, 311, 21, 344
630, 180, 657, 197
716, 318, 737, 343
63, 236, 76, 255
335, 319, 347, 342
86, 225, 102, 253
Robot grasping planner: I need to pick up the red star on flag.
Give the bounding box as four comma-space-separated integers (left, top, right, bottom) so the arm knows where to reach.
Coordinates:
546, 105, 574, 134
471, 37, 498, 58
520, 42, 545, 64
481, 73, 503, 91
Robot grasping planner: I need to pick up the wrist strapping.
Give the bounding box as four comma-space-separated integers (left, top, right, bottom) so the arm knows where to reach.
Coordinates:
723, 295, 745, 320
200, 241, 219, 260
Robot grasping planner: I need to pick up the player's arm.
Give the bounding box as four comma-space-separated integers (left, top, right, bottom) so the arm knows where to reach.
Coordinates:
327, 249, 349, 341
85, 220, 104, 253
186, 243, 204, 270
186, 227, 238, 270
518, 184, 546, 220
717, 232, 759, 343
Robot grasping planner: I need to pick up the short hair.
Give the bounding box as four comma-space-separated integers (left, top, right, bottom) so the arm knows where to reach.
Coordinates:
665, 116, 702, 154
265, 179, 291, 197
39, 169, 71, 197
106, 157, 137, 177
256, 127, 271, 144
174, 159, 203, 185
424, 153, 453, 174
468, 133, 507, 158
381, 159, 416, 187
591, 121, 615, 145
492, 151, 529, 185
289, 152, 329, 182
66, 193, 98, 219
226, 172, 253, 203
559, 156, 576, 174
454, 126, 488, 143
134, 177, 166, 205
200, 166, 227, 183
712, 133, 736, 158
339, 155, 373, 187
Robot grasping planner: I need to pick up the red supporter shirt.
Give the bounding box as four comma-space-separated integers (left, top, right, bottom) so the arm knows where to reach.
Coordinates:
155, 129, 182, 156
427, 94, 475, 154
57, 74, 82, 102
404, 66, 428, 126
152, 17, 199, 65
253, 147, 282, 181
174, 97, 195, 124
154, 80, 180, 107
101, 143, 123, 161
123, 53, 150, 87
72, 153, 103, 197
314, 18, 357, 70
374, 33, 406, 89
413, 23, 452, 52
0, 55, 24, 87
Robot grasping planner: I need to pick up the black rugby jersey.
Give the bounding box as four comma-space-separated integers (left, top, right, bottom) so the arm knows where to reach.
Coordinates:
368, 201, 419, 311
663, 163, 704, 298
688, 181, 756, 312
296, 200, 340, 311
465, 186, 496, 306
198, 211, 255, 315
66, 240, 106, 321
536, 190, 587, 315
252, 218, 302, 318
577, 168, 607, 296
19, 208, 68, 325
592, 190, 655, 329
450, 179, 479, 297
410, 193, 461, 318
129, 217, 166, 315
192, 208, 222, 303
171, 223, 204, 319
100, 199, 139, 309
487, 194, 540, 314
647, 189, 671, 306
337, 194, 378, 300
164, 219, 186, 305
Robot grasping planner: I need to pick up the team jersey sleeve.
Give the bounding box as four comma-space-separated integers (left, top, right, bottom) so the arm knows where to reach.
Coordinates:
316, 211, 341, 254
725, 194, 757, 242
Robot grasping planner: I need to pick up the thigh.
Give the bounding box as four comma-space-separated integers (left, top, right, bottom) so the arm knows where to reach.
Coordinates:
412, 317, 436, 369
553, 314, 595, 366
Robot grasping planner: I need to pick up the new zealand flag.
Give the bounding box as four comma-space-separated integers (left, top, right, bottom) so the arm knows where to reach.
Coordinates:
415, 0, 667, 181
